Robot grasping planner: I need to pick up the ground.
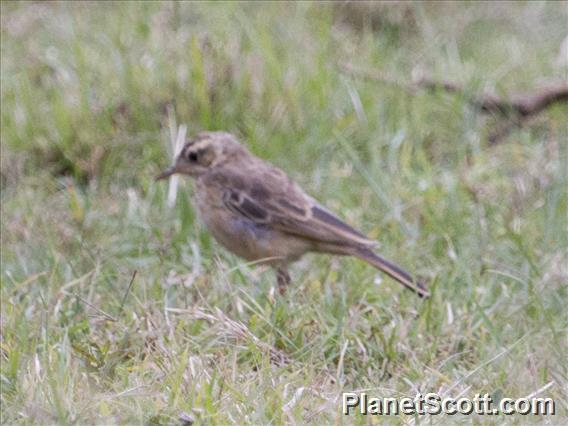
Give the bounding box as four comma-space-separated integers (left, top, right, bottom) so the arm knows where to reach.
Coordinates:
1, 2, 566, 424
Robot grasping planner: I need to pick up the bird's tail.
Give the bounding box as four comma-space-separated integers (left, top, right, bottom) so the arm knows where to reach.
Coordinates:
354, 247, 430, 298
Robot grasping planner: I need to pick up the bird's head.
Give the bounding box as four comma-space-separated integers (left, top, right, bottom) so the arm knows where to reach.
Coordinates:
156, 131, 248, 180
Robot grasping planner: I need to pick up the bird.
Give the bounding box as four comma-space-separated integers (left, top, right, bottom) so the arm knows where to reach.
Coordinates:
157, 131, 429, 298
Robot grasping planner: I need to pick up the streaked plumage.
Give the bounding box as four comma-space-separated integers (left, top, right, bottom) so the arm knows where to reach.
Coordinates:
157, 131, 429, 298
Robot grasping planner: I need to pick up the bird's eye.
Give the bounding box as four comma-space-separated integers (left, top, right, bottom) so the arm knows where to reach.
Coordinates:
188, 152, 198, 162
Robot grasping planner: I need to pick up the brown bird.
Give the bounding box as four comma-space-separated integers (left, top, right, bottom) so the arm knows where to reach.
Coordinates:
157, 131, 429, 298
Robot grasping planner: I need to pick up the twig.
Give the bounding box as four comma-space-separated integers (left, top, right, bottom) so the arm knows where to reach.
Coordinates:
340, 63, 568, 118
507, 85, 568, 117
340, 63, 568, 144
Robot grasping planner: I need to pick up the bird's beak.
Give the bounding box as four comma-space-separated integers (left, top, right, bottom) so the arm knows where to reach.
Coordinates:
155, 166, 177, 181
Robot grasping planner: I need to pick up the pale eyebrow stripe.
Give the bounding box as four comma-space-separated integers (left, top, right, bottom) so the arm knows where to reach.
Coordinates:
187, 140, 209, 153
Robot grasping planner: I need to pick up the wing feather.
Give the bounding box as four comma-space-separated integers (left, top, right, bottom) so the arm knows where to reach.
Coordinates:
217, 162, 375, 247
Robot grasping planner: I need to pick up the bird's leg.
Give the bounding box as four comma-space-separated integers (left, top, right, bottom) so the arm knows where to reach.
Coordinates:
276, 268, 291, 295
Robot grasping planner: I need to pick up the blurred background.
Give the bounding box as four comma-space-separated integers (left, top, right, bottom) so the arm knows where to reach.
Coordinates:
1, 1, 567, 423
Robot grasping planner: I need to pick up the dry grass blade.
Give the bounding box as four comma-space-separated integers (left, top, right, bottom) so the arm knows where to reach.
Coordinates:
118, 270, 137, 318
165, 106, 187, 208
63, 291, 117, 322
167, 307, 291, 366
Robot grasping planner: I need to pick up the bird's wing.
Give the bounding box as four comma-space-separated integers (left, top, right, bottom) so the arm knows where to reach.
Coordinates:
217, 162, 376, 247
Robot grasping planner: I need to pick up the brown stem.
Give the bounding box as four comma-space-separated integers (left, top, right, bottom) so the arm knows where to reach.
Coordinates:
340, 63, 568, 118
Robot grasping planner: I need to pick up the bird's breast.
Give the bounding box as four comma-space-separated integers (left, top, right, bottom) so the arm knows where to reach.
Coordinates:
194, 184, 311, 265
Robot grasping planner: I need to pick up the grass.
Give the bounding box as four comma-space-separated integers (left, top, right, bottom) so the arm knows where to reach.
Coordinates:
1, 1, 567, 424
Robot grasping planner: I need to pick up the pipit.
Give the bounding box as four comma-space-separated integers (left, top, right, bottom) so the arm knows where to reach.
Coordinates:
157, 131, 429, 298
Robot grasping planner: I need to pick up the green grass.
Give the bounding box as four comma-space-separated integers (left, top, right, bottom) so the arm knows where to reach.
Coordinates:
1, 1, 567, 424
